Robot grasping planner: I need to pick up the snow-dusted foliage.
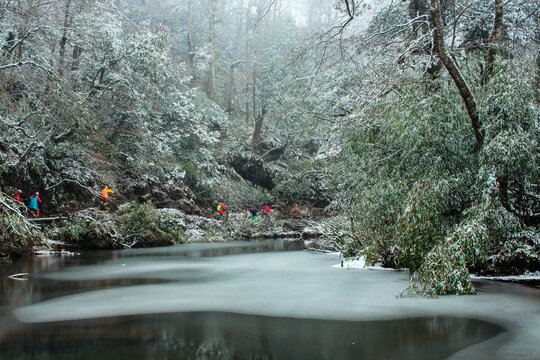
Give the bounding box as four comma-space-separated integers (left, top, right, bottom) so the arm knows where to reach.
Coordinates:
396, 172, 453, 273
459, 0, 538, 56
404, 239, 476, 297
311, 0, 540, 296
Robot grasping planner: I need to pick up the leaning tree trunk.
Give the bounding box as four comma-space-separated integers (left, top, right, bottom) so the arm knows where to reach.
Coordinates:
430, 0, 483, 150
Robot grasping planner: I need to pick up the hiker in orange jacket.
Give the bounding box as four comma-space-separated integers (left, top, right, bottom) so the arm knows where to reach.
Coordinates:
101, 186, 113, 206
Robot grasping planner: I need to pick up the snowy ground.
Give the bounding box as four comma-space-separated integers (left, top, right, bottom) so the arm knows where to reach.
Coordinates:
471, 271, 540, 283
333, 255, 399, 271
338, 256, 540, 282
9, 244, 540, 359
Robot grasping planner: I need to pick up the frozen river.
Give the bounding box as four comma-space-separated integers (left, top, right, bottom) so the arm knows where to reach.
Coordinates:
0, 240, 538, 359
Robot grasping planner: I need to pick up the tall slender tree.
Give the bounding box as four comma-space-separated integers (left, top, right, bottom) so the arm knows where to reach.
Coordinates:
482, 0, 503, 84
58, 0, 71, 77
207, 0, 218, 100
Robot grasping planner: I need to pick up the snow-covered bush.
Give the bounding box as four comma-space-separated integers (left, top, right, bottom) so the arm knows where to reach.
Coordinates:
52, 203, 187, 249
405, 240, 476, 297
396, 172, 453, 273
0, 194, 42, 256
116, 202, 187, 246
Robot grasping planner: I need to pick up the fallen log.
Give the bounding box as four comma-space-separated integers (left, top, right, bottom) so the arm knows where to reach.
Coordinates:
28, 216, 67, 223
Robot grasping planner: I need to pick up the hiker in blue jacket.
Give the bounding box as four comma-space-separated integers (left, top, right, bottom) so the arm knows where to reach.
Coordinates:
27, 191, 42, 216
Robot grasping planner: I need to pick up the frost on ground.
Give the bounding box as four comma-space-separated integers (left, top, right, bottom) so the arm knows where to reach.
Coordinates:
184, 214, 221, 242
472, 271, 540, 282
34, 249, 79, 256
333, 256, 400, 271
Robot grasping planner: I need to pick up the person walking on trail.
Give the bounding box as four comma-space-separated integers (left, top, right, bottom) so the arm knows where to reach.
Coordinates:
292, 203, 301, 223
101, 186, 113, 206
262, 204, 270, 216
13, 189, 22, 205
217, 202, 227, 220
27, 191, 42, 216
249, 204, 258, 220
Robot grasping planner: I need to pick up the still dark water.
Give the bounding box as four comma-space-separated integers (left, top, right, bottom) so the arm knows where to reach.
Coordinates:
0, 313, 502, 360
0, 240, 508, 359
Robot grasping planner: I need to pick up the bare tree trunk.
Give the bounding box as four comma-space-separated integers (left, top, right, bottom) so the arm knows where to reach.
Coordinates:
50, 1, 60, 67
483, 0, 503, 84
252, 105, 266, 153
244, 0, 253, 122
536, 12, 540, 89
9, 29, 24, 93
430, 0, 483, 149
9, 1, 27, 94
227, 64, 235, 113
307, 0, 317, 30
227, 60, 254, 114
251, 64, 256, 123
58, 0, 71, 77
207, 0, 217, 100
71, 45, 82, 70
245, 0, 252, 33
408, 0, 428, 36
187, 0, 195, 85
70, 1, 86, 91
234, 0, 244, 49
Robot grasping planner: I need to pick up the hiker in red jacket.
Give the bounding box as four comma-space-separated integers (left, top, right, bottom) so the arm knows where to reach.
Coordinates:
13, 189, 22, 205
217, 202, 227, 220
262, 204, 270, 216
292, 203, 301, 223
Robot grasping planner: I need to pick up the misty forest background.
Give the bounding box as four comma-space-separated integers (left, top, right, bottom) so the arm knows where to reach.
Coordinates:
0, 0, 539, 296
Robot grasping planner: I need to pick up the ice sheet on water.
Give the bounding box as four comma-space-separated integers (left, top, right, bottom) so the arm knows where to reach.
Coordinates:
12, 244, 540, 359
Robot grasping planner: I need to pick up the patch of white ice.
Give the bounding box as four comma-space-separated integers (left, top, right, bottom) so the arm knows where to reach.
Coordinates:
8, 273, 29, 281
